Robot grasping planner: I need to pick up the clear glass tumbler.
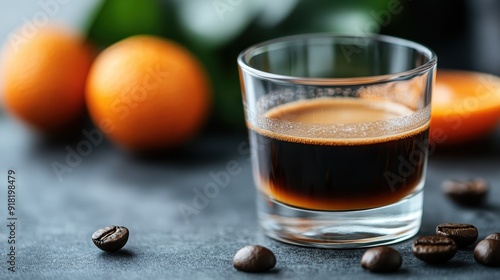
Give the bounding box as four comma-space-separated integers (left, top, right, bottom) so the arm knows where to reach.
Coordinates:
237, 34, 437, 248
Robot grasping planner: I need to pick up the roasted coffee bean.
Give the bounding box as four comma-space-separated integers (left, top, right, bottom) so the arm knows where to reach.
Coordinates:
474, 239, 500, 267
436, 223, 478, 247
92, 226, 129, 252
412, 236, 457, 264
485, 233, 500, 241
361, 246, 402, 273
442, 178, 488, 206
233, 245, 276, 272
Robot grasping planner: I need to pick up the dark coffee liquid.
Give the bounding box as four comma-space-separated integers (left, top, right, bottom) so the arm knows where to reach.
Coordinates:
249, 98, 429, 210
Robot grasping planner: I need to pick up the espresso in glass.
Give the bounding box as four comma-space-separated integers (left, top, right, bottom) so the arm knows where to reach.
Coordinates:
249, 97, 429, 211
238, 34, 436, 247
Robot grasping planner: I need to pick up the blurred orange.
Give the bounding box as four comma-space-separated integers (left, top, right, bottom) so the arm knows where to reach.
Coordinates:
86, 35, 211, 151
430, 70, 500, 145
1, 25, 93, 132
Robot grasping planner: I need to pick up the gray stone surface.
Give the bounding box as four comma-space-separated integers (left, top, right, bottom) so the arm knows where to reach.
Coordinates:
1, 112, 500, 279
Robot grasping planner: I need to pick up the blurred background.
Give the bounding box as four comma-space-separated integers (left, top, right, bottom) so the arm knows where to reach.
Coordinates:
1, 0, 500, 134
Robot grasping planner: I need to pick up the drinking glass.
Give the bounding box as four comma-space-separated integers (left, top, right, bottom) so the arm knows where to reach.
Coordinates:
237, 34, 437, 248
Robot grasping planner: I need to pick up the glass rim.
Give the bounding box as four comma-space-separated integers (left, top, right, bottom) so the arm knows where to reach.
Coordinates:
237, 33, 437, 85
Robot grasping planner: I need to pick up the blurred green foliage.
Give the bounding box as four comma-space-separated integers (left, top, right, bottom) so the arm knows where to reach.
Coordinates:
86, 0, 167, 47
86, 0, 400, 131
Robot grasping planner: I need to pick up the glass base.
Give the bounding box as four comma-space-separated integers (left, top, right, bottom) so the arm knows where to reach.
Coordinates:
257, 190, 423, 248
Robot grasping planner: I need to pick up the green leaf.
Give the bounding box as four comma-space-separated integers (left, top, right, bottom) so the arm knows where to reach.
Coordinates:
85, 0, 167, 48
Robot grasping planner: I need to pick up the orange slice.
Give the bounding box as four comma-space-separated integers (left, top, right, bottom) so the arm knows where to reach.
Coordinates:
430, 70, 500, 145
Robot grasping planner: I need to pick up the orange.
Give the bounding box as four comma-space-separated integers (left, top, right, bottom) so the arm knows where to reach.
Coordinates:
1, 25, 93, 132
430, 70, 500, 145
85, 35, 211, 151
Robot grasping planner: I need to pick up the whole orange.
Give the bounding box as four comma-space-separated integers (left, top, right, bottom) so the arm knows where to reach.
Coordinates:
85, 35, 211, 151
1, 25, 93, 132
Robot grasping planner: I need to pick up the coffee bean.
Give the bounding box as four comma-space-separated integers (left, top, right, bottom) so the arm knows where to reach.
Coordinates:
474, 239, 500, 267
442, 178, 488, 206
92, 226, 129, 252
361, 246, 402, 273
436, 223, 478, 247
233, 245, 276, 272
412, 236, 457, 264
485, 233, 500, 241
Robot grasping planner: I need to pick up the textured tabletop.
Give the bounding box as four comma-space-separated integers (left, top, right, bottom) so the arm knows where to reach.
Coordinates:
1, 112, 500, 280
